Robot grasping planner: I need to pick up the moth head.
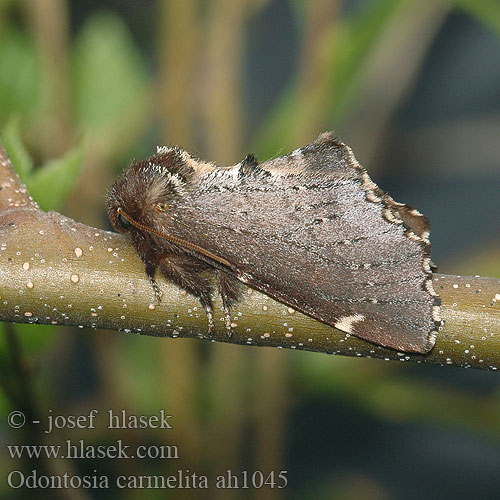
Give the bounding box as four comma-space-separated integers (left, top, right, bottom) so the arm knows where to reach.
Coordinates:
106, 147, 194, 235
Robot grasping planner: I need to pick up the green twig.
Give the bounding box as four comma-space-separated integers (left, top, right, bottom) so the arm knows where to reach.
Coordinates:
1, 142, 499, 370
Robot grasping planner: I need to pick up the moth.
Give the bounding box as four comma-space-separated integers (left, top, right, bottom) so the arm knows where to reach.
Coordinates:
106, 132, 441, 353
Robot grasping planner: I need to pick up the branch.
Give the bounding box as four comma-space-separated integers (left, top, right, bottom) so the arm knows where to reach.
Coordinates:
1, 142, 499, 370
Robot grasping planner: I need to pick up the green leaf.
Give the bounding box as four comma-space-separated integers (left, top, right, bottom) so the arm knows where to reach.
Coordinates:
0, 325, 9, 378
0, 323, 57, 417
328, 0, 405, 123
0, 323, 56, 368
27, 144, 83, 212
252, 0, 405, 158
72, 12, 150, 156
0, 28, 40, 122
16, 323, 57, 358
1, 115, 34, 182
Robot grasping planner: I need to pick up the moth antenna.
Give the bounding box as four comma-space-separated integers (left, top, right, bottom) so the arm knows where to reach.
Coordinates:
116, 208, 234, 270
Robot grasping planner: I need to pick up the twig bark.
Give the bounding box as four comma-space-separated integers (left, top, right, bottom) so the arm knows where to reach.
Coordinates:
1, 142, 499, 370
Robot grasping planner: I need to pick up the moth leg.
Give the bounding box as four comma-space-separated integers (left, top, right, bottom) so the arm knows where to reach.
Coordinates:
159, 257, 215, 335
144, 262, 162, 303
215, 270, 244, 337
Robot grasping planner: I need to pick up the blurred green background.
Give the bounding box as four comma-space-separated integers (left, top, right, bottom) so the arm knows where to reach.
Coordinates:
1, 0, 500, 499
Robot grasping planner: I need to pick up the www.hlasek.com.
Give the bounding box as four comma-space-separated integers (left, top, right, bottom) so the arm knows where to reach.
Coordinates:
7, 439, 179, 460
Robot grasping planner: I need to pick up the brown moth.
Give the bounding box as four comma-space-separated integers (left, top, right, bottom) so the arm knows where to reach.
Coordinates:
106, 132, 441, 353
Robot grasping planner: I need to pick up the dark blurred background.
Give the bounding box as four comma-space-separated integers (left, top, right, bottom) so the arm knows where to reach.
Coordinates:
1, 1, 499, 499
